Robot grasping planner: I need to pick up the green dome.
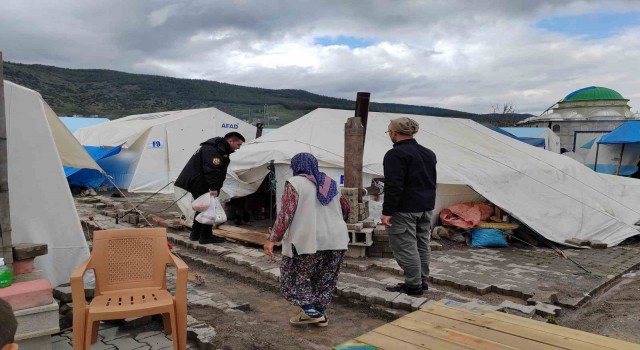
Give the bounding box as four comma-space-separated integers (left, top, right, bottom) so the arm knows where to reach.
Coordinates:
564, 86, 625, 102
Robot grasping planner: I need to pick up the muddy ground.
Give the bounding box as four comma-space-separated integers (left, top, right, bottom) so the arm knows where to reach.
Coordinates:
558, 269, 640, 344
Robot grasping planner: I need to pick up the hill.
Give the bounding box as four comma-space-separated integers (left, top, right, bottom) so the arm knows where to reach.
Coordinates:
3, 62, 529, 126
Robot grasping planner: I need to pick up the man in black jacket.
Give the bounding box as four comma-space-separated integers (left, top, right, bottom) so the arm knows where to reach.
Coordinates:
381, 117, 437, 296
175, 132, 245, 244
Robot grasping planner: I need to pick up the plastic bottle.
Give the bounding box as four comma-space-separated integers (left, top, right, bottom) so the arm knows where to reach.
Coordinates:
0, 258, 13, 288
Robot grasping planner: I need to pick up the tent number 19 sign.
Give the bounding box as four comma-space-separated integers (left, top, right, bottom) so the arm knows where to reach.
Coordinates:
149, 140, 164, 149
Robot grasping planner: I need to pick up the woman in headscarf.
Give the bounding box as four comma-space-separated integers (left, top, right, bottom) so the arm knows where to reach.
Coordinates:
264, 153, 350, 327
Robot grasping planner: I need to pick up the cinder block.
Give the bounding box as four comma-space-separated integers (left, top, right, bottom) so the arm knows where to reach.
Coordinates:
53, 286, 73, 303
12, 243, 48, 260
534, 302, 562, 317
13, 258, 35, 274
14, 301, 59, 341
347, 222, 364, 231
527, 290, 559, 305
0, 279, 54, 311
346, 245, 366, 258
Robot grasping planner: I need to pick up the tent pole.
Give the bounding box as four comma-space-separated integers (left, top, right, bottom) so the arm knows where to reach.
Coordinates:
594, 143, 600, 171
0, 52, 13, 267
615, 144, 626, 176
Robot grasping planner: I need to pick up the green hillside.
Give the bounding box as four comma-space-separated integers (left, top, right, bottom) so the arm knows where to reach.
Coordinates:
3, 62, 527, 126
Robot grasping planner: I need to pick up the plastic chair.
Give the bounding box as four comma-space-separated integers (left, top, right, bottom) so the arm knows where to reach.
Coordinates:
71, 228, 188, 350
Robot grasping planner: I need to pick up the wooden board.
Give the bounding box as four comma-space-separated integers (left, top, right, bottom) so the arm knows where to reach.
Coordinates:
335, 299, 640, 350
214, 225, 281, 247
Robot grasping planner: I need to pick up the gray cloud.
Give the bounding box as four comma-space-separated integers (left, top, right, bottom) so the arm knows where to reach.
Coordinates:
2, 0, 640, 114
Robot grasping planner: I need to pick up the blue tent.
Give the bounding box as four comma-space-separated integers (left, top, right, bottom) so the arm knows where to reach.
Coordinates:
593, 121, 640, 175
64, 146, 121, 188
599, 121, 640, 144
60, 117, 110, 133
486, 125, 545, 148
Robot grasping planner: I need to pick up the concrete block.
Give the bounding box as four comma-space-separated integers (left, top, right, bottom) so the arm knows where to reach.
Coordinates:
362, 218, 376, 228
350, 229, 373, 246
430, 241, 442, 251
564, 238, 590, 246
13, 270, 42, 283
465, 281, 493, 295
187, 315, 217, 346
12, 243, 48, 260
411, 297, 429, 311
589, 240, 608, 249
14, 301, 59, 341
265, 268, 280, 281
53, 286, 73, 303
345, 245, 366, 258
13, 258, 34, 274
534, 302, 562, 317
527, 290, 559, 305
0, 279, 53, 311
499, 300, 536, 317
347, 222, 364, 231
94, 203, 107, 209
205, 245, 231, 255
391, 294, 422, 311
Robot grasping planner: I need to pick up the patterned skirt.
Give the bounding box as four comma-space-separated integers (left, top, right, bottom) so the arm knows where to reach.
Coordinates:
279, 248, 345, 309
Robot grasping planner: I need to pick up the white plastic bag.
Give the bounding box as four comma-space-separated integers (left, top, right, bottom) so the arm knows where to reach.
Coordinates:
195, 196, 227, 225
192, 193, 211, 212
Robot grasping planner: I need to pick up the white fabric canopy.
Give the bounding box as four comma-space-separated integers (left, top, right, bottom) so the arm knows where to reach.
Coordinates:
74, 108, 256, 193
224, 108, 640, 247
4, 81, 91, 287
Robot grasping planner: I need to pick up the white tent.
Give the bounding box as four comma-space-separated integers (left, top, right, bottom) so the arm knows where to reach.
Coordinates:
75, 108, 257, 193
5, 81, 98, 287
224, 108, 640, 247
584, 135, 640, 176
501, 127, 562, 153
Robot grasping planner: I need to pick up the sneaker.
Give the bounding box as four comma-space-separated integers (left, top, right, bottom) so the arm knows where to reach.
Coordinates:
386, 284, 423, 296
289, 311, 326, 325
198, 235, 226, 244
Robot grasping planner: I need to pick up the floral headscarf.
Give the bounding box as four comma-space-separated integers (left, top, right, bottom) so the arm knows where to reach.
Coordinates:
290, 153, 338, 206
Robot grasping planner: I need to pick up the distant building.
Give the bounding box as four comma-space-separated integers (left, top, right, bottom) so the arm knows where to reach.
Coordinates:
518, 86, 640, 159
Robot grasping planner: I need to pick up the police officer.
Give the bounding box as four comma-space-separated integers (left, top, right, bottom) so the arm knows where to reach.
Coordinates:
175, 132, 245, 244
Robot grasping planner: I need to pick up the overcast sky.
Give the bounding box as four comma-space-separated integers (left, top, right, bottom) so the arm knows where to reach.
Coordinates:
2, 0, 640, 114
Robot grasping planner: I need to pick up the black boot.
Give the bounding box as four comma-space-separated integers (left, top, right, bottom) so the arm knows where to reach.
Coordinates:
190, 216, 202, 241
198, 225, 226, 244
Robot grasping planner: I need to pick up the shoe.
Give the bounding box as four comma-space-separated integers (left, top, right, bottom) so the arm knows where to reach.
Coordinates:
315, 314, 328, 327
393, 282, 429, 291
386, 284, 423, 296
289, 311, 326, 325
198, 235, 226, 244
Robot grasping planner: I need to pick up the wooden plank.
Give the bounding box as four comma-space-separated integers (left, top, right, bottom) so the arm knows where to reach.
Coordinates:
420, 304, 621, 350
432, 300, 640, 350
355, 332, 426, 350
479, 309, 640, 350
375, 323, 477, 350
403, 310, 561, 350
214, 225, 280, 247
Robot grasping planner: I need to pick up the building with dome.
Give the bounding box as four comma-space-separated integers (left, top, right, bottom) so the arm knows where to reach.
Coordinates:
518, 86, 640, 159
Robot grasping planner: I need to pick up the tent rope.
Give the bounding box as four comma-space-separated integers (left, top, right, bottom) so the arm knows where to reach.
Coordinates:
105, 176, 154, 227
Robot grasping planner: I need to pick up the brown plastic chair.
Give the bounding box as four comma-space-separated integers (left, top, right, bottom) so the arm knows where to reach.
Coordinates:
71, 228, 188, 350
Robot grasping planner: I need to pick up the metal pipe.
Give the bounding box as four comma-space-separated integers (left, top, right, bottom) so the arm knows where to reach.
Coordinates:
594, 143, 600, 171
355, 92, 370, 146
616, 144, 626, 176
0, 51, 13, 267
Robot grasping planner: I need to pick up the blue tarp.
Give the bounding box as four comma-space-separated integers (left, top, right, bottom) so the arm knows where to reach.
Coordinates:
599, 121, 640, 144
60, 117, 110, 133
487, 125, 545, 148
64, 146, 121, 188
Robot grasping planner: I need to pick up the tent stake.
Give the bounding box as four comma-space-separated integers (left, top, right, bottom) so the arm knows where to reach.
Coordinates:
593, 143, 599, 171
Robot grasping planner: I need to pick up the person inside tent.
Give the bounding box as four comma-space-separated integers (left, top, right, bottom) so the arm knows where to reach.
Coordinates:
0, 298, 19, 350
175, 132, 245, 244
263, 153, 350, 327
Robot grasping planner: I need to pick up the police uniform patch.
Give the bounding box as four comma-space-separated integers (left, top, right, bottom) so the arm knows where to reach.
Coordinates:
212, 157, 221, 165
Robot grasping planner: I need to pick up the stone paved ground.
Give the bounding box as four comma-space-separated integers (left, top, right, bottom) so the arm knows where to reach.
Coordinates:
68, 194, 640, 347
